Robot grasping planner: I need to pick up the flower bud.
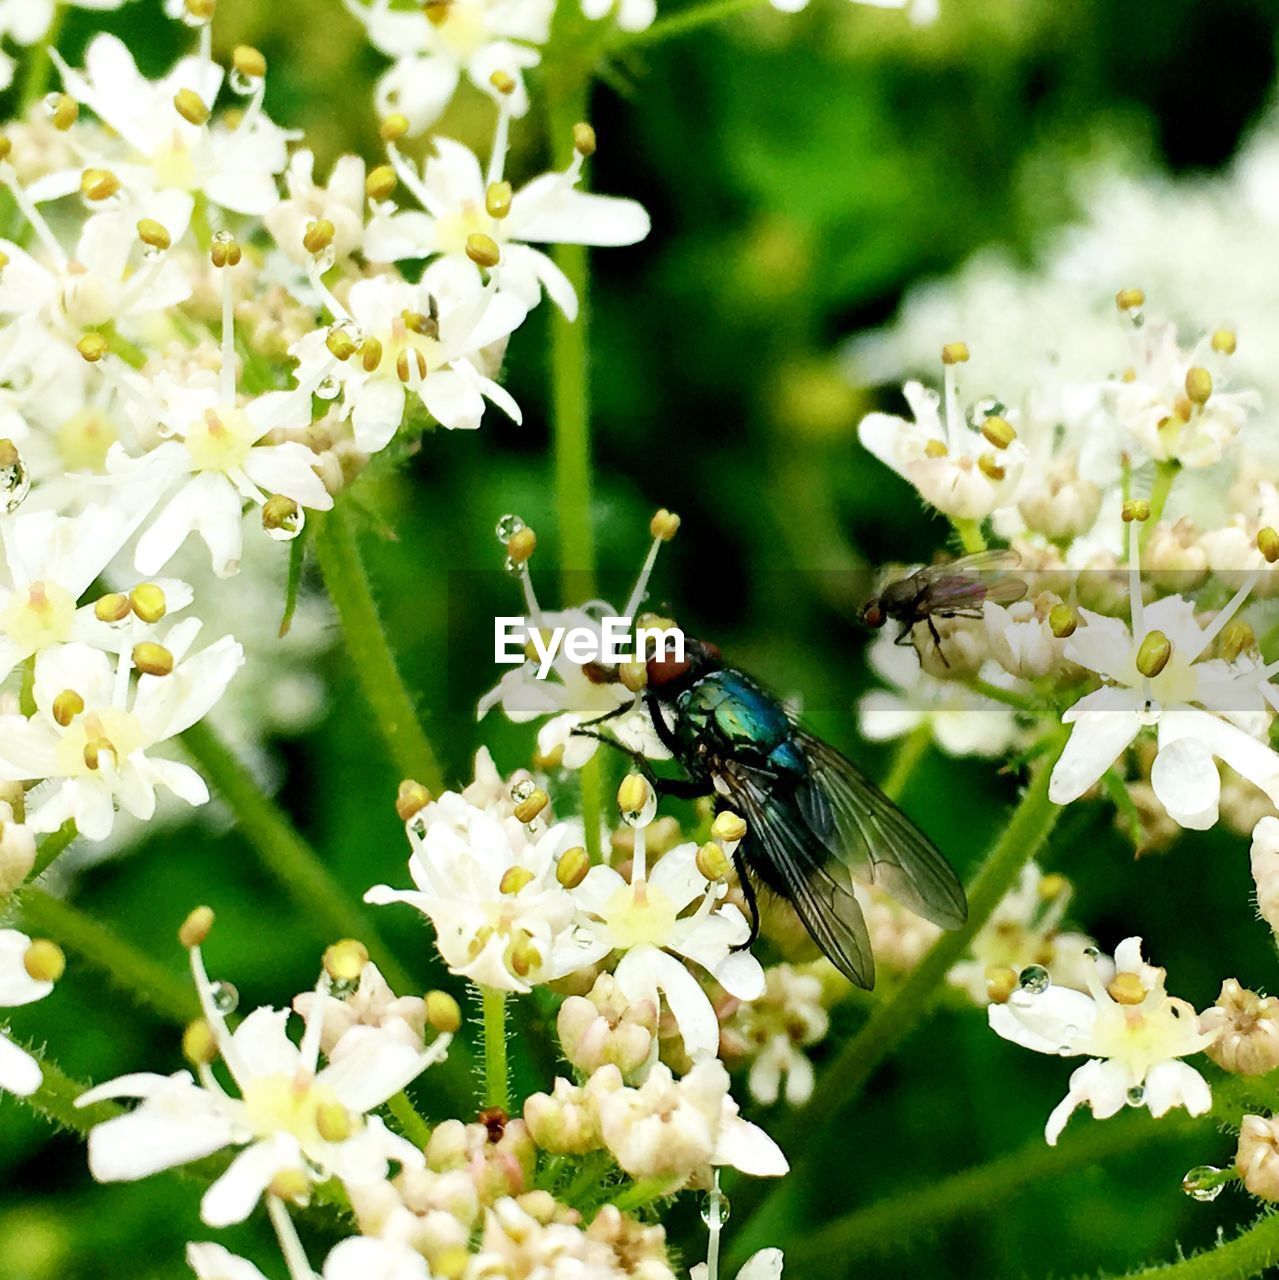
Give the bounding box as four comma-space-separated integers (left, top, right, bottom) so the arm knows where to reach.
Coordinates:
1048, 602, 1077, 638
1202, 980, 1279, 1075
485, 180, 512, 219
1134, 630, 1171, 678
233, 45, 267, 79
465, 233, 500, 268
0, 806, 35, 892
557, 974, 657, 1076
132, 642, 174, 677
556, 846, 589, 889
396, 779, 432, 821
182, 1018, 218, 1065
94, 592, 130, 622
52, 689, 84, 727
365, 164, 397, 200
179, 905, 215, 948
523, 1078, 601, 1155
1237, 1114, 1279, 1200
425, 989, 461, 1034
513, 788, 548, 824
136, 218, 171, 251
173, 89, 209, 125
1259, 527, 1279, 564
506, 526, 536, 564
573, 122, 596, 156
23, 939, 64, 983
940, 341, 969, 365
379, 113, 409, 142
1184, 366, 1213, 405
711, 810, 747, 844
76, 333, 108, 362
323, 939, 369, 983
1212, 328, 1237, 355
695, 841, 731, 882
1115, 287, 1145, 312
980, 415, 1017, 448
1251, 817, 1279, 936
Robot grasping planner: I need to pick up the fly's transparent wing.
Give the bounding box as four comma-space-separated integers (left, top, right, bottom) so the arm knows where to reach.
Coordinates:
914, 549, 1027, 615
795, 730, 968, 930
726, 768, 876, 989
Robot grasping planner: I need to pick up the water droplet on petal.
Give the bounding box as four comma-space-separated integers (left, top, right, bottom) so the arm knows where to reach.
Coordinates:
265, 503, 305, 542
1137, 697, 1161, 726
700, 1190, 730, 1229
315, 375, 341, 402
1017, 964, 1051, 996
503, 555, 522, 576
1083, 945, 1100, 960
210, 981, 239, 1014
1, 446, 30, 513
310, 244, 336, 273
510, 779, 536, 804
143, 244, 165, 261
211, 229, 234, 246
1182, 1165, 1225, 1202
1127, 1085, 1146, 1106
495, 513, 525, 543
42, 92, 62, 117
329, 318, 364, 347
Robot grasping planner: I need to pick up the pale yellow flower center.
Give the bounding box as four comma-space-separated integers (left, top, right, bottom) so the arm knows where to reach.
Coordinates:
242, 1074, 351, 1144
435, 201, 499, 256
57, 408, 118, 473
1089, 994, 1199, 1079
601, 880, 678, 948
55, 708, 146, 776
436, 0, 491, 58
1, 581, 76, 653
185, 407, 253, 473
152, 137, 198, 191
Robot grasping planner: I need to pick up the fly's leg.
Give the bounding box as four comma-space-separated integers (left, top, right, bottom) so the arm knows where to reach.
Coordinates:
653, 777, 706, 800
892, 623, 915, 647
567, 728, 705, 799
927, 615, 950, 668
575, 703, 634, 730
731, 848, 761, 949
644, 691, 682, 757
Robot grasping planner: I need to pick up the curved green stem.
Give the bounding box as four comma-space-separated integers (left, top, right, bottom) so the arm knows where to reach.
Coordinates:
18, 888, 197, 1024
579, 754, 605, 860
881, 723, 931, 801
386, 1090, 433, 1148
615, 0, 769, 47
952, 517, 988, 554
29, 820, 77, 879
314, 505, 443, 792
481, 986, 509, 1112
181, 719, 413, 994
731, 730, 1068, 1260
1115, 1212, 1279, 1280
1139, 460, 1179, 554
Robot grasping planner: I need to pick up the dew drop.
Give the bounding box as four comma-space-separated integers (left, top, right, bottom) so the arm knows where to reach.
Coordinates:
700, 1190, 731, 1230
315, 375, 341, 402
495, 513, 525, 543
329, 318, 364, 347
265, 504, 305, 542
42, 92, 62, 117
211, 229, 234, 245
310, 244, 337, 273
1017, 964, 1051, 996
180, 3, 209, 25
1136, 698, 1161, 726
210, 981, 239, 1014
0, 444, 30, 514
229, 69, 255, 96
510, 779, 536, 804
1182, 1165, 1225, 1202
1083, 945, 1100, 960
503, 554, 522, 576
1126, 1085, 1145, 1106
143, 244, 165, 262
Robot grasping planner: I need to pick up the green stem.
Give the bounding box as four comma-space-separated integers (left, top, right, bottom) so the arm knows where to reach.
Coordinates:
386, 1090, 433, 1148
952, 517, 988, 554
964, 675, 1037, 711
1140, 460, 1179, 553
785, 1110, 1199, 1269
181, 719, 413, 994
1114, 1212, 1279, 1280
615, 0, 769, 46
579, 754, 605, 860
18, 1048, 121, 1136
481, 986, 509, 1112
611, 1176, 677, 1212
19, 655, 35, 716
18, 888, 197, 1024
29, 820, 76, 879
18, 4, 66, 113
732, 731, 1067, 1255
881, 723, 931, 801
547, 81, 595, 603
314, 505, 443, 792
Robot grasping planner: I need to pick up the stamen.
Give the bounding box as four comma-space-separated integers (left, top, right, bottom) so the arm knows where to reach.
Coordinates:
188, 944, 249, 1087
1188, 571, 1260, 665
297, 973, 332, 1077
1, 166, 68, 267
487, 95, 513, 188
220, 259, 236, 404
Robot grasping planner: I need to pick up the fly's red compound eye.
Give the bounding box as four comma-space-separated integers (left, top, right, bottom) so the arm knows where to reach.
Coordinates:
862, 601, 886, 628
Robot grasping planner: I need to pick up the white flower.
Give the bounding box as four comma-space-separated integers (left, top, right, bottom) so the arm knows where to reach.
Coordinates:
692, 1249, 784, 1280
367, 131, 649, 320
108, 373, 332, 578
1251, 815, 1279, 936
0, 799, 35, 891
79, 946, 449, 1226
365, 765, 583, 993
346, 0, 552, 133
989, 937, 1217, 1144
591, 1060, 787, 1181
0, 0, 125, 92
186, 1242, 270, 1280
0, 630, 242, 840
983, 598, 1067, 680
323, 1237, 430, 1280
1048, 594, 1279, 828
52, 34, 293, 215
770, 0, 936, 20
264, 150, 366, 266
581, 0, 655, 32
290, 275, 526, 452
293, 962, 427, 1063
859, 373, 1028, 522
569, 839, 764, 1060
0, 929, 57, 1096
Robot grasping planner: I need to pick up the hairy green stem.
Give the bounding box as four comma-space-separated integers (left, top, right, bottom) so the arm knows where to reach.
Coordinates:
1114, 1212, 1279, 1280
952, 517, 988, 554
785, 1110, 1198, 1268
547, 81, 595, 603
481, 986, 509, 1111
315, 505, 443, 792
387, 1090, 433, 1148
19, 888, 197, 1024
18, 1049, 120, 1136
1140, 460, 1179, 553
580, 754, 605, 860
181, 720, 413, 994
881, 723, 931, 801
30, 821, 77, 879
731, 732, 1067, 1258
616, 0, 769, 46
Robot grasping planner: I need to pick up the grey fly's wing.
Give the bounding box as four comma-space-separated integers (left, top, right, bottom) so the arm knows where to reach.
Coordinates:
912, 549, 1027, 616
726, 767, 876, 989
795, 730, 968, 930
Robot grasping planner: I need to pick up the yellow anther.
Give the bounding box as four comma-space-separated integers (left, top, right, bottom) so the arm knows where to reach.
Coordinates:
500, 866, 535, 895
465, 233, 500, 268
1048, 602, 1077, 638
303, 219, 335, 255
268, 1169, 310, 1202
1135, 630, 1171, 678
402, 309, 437, 336
572, 122, 596, 156
941, 341, 969, 365
184, 0, 215, 19
425, 989, 462, 1033
76, 333, 109, 362
923, 439, 948, 458
1115, 287, 1145, 312
50, 95, 78, 130
1037, 872, 1068, 900
233, 45, 267, 79
132, 642, 175, 677
83, 738, 112, 771
1219, 620, 1256, 662
261, 494, 300, 533
379, 113, 410, 143
136, 218, 171, 251
173, 89, 210, 126
94, 592, 131, 623
323, 938, 369, 983
179, 905, 215, 948
1108, 971, 1147, 1005
210, 236, 241, 268
396, 348, 427, 383
1211, 328, 1237, 355
619, 660, 647, 692
23, 940, 64, 983
1184, 366, 1213, 405
1121, 499, 1150, 523
977, 452, 1005, 482
52, 689, 85, 727
80, 168, 120, 201
506, 526, 536, 564
711, 810, 748, 844
424, 0, 451, 24
980, 415, 1017, 448
366, 165, 397, 200
650, 508, 681, 540
506, 930, 539, 978
182, 1018, 218, 1065
555, 846, 590, 889
489, 70, 516, 95
0, 439, 16, 468
1260, 527, 1279, 564
316, 1100, 354, 1142
617, 773, 651, 818
695, 841, 731, 882
396, 779, 432, 822
326, 327, 357, 360
986, 966, 1017, 1004
484, 182, 512, 222
0, 135, 12, 162
513, 787, 549, 824
130, 582, 167, 623
361, 336, 383, 373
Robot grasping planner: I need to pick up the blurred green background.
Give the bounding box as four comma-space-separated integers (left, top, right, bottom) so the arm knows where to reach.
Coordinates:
4, 0, 1279, 1276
